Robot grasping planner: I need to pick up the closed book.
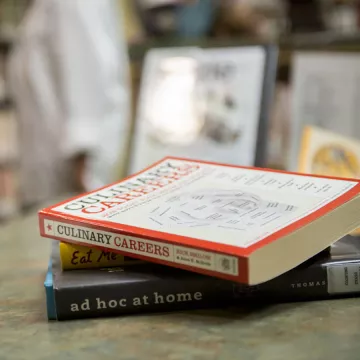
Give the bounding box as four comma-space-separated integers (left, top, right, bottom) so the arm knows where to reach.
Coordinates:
59, 242, 140, 270
39, 157, 360, 285
45, 236, 360, 321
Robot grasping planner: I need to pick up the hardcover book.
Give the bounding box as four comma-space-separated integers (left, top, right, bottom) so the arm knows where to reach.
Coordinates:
45, 236, 360, 320
39, 156, 360, 285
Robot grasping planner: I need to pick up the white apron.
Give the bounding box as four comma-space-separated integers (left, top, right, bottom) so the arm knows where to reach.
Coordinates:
7, 0, 130, 208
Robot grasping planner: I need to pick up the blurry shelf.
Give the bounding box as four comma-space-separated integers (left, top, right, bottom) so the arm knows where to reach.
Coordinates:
128, 36, 271, 61
129, 31, 360, 65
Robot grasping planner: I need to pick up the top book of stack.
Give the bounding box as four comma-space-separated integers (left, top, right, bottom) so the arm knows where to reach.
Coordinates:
38, 157, 360, 285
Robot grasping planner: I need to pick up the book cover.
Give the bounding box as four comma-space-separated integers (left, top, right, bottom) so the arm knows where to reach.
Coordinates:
59, 242, 141, 270
39, 156, 360, 285
45, 236, 360, 320
298, 125, 360, 178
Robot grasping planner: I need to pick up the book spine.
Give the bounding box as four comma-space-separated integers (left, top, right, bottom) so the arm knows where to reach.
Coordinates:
59, 242, 141, 270
235, 259, 360, 301
39, 215, 245, 283
236, 261, 328, 300
44, 261, 56, 320
52, 259, 360, 320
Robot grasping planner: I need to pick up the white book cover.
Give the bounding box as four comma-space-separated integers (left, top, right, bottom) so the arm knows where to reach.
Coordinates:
39, 157, 360, 284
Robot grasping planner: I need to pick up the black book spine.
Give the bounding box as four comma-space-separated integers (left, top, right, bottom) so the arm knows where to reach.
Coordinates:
234, 258, 360, 302
54, 259, 360, 320
235, 261, 328, 301
54, 276, 235, 320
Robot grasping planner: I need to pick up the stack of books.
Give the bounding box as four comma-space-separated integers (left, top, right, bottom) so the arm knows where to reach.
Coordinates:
40, 152, 360, 320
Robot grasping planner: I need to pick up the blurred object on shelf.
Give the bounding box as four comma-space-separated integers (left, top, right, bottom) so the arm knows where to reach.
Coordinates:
357, 1, 360, 28
288, 51, 360, 172
208, 0, 360, 40
137, 0, 180, 6
134, 0, 183, 36
283, 0, 360, 35
298, 126, 360, 178
297, 124, 360, 237
175, 0, 218, 37
133, 0, 217, 37
117, 0, 146, 44
129, 45, 276, 174
320, 0, 360, 34
284, 0, 326, 33
0, 53, 6, 102
267, 66, 291, 170
0, 0, 29, 42
212, 0, 286, 39
327, 2, 357, 33
0, 44, 12, 107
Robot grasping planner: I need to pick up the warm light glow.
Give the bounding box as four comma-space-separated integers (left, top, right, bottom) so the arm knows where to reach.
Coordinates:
145, 56, 204, 145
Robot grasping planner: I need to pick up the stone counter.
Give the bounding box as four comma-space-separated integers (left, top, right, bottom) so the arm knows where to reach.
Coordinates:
1, 205, 360, 360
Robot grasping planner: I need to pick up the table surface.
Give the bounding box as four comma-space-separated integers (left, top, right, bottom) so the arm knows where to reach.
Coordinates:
1, 200, 360, 360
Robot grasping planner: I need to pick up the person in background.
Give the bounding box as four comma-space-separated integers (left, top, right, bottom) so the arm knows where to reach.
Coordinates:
7, 0, 131, 212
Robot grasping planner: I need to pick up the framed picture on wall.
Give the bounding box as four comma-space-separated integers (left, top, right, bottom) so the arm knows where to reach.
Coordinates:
128, 44, 278, 175
288, 51, 360, 172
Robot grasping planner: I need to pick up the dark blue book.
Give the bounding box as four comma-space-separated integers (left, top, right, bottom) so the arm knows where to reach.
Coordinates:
45, 236, 360, 320
44, 259, 56, 320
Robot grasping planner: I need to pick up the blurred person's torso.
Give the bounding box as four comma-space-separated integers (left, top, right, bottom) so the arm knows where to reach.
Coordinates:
8, 0, 130, 209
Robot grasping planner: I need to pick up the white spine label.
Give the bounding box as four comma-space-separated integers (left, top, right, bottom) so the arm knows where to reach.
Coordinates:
327, 263, 360, 294
44, 220, 239, 276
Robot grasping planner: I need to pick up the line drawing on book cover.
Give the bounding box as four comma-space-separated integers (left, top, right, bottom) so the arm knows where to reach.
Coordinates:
148, 189, 297, 230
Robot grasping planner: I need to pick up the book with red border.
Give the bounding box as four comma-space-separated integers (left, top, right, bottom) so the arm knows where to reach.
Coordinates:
39, 156, 360, 285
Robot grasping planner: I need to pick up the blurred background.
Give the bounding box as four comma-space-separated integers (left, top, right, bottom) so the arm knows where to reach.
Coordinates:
1, 0, 360, 222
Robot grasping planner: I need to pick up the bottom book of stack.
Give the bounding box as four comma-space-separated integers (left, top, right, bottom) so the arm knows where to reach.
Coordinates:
45, 235, 360, 321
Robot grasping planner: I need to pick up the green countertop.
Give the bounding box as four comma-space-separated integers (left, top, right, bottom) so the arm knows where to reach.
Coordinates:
1, 200, 360, 360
